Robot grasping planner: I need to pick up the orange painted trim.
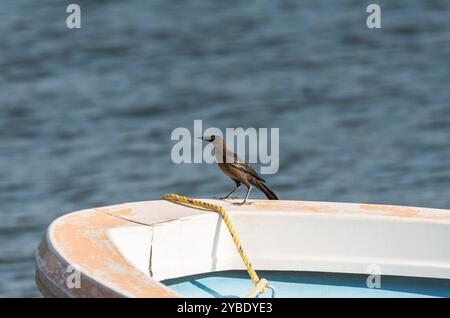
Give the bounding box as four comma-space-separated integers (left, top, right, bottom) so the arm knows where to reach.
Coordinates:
35, 209, 181, 298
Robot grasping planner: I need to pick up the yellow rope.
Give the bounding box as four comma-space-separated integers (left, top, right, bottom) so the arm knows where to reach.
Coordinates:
162, 193, 269, 298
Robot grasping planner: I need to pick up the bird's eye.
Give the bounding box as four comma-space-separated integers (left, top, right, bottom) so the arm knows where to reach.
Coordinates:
211, 135, 215, 141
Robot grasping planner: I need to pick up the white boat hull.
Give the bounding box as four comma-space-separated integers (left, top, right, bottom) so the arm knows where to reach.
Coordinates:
35, 199, 450, 297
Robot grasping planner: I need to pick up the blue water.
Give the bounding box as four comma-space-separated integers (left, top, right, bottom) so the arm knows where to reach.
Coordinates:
1, 1, 450, 297
163, 271, 450, 298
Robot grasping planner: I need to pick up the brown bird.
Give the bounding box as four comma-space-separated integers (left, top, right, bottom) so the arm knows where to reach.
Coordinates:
201, 135, 278, 205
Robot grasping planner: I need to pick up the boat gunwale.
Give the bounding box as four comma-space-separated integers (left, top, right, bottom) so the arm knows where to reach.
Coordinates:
36, 208, 182, 298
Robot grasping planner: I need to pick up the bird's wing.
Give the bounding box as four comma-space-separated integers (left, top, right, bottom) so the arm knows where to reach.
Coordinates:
222, 149, 266, 182
229, 161, 266, 182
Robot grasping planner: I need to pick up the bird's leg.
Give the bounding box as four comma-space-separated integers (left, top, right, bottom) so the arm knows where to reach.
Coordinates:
233, 185, 253, 205
218, 182, 241, 200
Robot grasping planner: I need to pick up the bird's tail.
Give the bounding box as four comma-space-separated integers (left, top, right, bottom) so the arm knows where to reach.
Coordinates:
254, 180, 279, 200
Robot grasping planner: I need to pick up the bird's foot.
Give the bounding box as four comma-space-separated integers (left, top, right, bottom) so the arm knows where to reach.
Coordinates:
214, 196, 228, 200
232, 201, 254, 206
214, 196, 239, 200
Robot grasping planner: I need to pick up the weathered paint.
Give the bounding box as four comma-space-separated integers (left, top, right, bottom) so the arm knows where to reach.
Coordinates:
359, 203, 440, 219
36, 209, 180, 298
253, 200, 450, 221
96, 205, 134, 216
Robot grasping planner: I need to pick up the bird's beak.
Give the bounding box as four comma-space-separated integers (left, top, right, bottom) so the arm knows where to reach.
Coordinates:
198, 136, 205, 140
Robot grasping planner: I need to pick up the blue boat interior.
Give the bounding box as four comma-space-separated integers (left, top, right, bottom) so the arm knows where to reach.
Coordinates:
162, 270, 450, 298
